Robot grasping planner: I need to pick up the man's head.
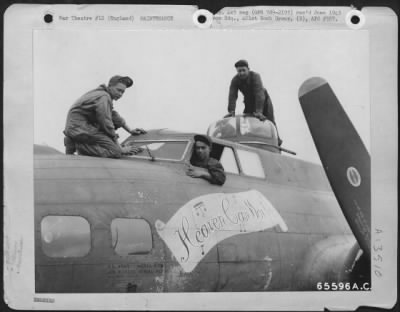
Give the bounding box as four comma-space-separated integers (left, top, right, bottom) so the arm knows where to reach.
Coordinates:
108, 75, 133, 100
234, 59, 250, 80
194, 135, 211, 162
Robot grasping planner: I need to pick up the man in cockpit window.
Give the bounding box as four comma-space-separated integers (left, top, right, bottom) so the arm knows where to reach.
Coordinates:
186, 135, 226, 186
63, 75, 146, 158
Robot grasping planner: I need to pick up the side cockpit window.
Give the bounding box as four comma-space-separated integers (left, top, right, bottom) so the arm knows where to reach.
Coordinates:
218, 146, 239, 174
111, 218, 152, 255
236, 149, 266, 178
125, 140, 189, 161
209, 143, 239, 174
41, 216, 91, 258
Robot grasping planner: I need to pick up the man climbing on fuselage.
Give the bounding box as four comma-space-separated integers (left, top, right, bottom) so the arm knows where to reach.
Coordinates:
63, 75, 146, 158
226, 59, 282, 145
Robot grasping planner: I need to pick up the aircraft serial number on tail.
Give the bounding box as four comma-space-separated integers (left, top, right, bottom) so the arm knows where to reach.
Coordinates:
156, 190, 288, 272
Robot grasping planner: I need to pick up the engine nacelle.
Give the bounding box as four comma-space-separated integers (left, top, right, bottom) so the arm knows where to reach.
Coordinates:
296, 235, 370, 290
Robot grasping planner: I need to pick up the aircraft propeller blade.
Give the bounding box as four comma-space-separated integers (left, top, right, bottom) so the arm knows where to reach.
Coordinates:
298, 77, 371, 257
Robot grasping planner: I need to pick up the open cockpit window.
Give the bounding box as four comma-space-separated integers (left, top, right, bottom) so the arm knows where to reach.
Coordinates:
209, 143, 239, 174
124, 140, 189, 161
41, 216, 91, 258
111, 218, 152, 255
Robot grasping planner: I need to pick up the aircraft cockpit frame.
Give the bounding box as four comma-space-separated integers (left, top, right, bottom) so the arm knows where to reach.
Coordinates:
122, 129, 268, 181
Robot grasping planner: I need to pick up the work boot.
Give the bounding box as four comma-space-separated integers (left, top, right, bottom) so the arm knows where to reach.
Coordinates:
64, 136, 76, 155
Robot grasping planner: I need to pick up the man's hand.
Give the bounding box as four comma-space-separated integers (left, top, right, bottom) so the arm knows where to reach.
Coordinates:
224, 111, 235, 118
253, 112, 267, 121
112, 134, 120, 143
121, 145, 144, 155
186, 164, 206, 178
129, 128, 147, 135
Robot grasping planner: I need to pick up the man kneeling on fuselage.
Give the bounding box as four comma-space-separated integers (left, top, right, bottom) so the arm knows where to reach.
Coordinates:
63, 75, 146, 158
186, 135, 226, 186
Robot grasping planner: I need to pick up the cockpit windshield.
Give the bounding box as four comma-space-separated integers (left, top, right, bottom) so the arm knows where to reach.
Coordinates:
207, 118, 237, 138
124, 140, 189, 161
239, 117, 276, 139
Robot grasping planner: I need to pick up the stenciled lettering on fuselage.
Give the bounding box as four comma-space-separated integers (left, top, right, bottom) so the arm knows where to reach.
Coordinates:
155, 190, 288, 273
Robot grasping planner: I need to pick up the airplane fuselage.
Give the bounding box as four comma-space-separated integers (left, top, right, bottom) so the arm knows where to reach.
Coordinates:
34, 130, 357, 293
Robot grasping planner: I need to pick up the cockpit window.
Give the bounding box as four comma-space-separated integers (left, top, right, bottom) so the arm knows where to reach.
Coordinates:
207, 118, 237, 138
239, 117, 275, 139
111, 218, 152, 255
41, 216, 91, 258
236, 149, 266, 178
209, 143, 239, 175
125, 140, 189, 161
217, 146, 239, 174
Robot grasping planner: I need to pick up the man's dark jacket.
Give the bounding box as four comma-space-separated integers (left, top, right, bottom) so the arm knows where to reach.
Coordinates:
228, 71, 275, 123
191, 157, 226, 186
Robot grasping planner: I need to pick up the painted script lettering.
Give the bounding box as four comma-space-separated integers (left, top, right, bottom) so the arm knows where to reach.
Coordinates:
156, 190, 287, 272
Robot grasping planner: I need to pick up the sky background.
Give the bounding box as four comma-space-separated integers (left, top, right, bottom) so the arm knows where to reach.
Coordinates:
34, 29, 369, 164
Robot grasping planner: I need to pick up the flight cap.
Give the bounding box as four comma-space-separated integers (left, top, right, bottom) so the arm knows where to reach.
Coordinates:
234, 59, 249, 68
108, 75, 133, 88
194, 134, 212, 147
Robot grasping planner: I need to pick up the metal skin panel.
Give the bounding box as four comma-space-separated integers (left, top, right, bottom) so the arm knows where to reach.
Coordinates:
217, 231, 281, 291
34, 130, 360, 292
277, 232, 315, 290
218, 260, 281, 292
35, 212, 168, 292
164, 259, 219, 292
35, 264, 74, 293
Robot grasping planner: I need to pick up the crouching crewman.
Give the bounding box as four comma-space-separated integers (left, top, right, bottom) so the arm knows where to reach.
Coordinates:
63, 75, 146, 158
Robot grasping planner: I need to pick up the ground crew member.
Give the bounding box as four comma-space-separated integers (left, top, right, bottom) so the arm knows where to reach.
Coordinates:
186, 135, 226, 186
226, 59, 282, 145
63, 75, 146, 158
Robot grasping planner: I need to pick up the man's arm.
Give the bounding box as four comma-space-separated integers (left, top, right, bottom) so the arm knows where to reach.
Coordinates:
252, 73, 266, 114
264, 96, 276, 124
207, 160, 226, 185
186, 166, 213, 182
111, 110, 126, 129
227, 76, 239, 115
186, 161, 226, 186
112, 111, 144, 154
95, 96, 118, 140
112, 110, 146, 135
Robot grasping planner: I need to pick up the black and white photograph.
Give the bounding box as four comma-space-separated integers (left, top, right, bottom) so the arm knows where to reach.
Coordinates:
3, 4, 398, 310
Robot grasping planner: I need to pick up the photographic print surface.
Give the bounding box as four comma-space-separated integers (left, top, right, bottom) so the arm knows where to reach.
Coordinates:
4, 4, 397, 310
33, 21, 371, 293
